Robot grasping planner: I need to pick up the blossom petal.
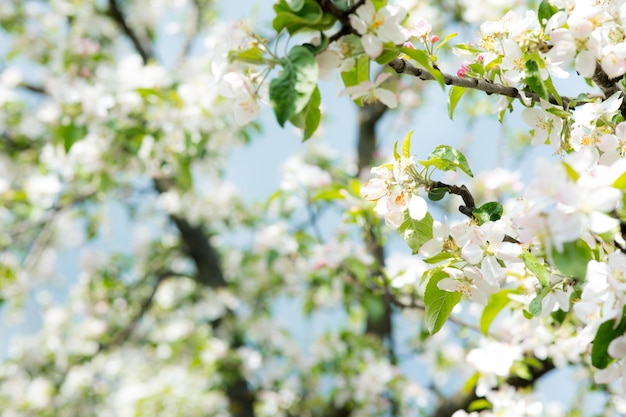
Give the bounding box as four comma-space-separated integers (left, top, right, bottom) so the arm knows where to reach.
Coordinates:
408, 195, 427, 220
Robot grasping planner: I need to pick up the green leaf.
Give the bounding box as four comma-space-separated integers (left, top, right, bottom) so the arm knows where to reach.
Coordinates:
371, 0, 388, 10
592, 314, 626, 369
480, 289, 515, 335
521, 251, 550, 287
424, 270, 461, 334
176, 156, 193, 191
228, 46, 265, 65
423, 251, 456, 265
528, 288, 547, 316
341, 54, 369, 88
340, 54, 369, 106
375, 45, 400, 65
288, 0, 305, 11
427, 187, 448, 201
270, 46, 319, 127
400, 47, 445, 89
398, 211, 434, 254
448, 85, 466, 120
364, 293, 386, 321
272, 0, 337, 34
290, 86, 321, 141
56, 122, 87, 153
436, 32, 458, 51
419, 145, 474, 178
525, 59, 548, 100
401, 131, 412, 158
455, 43, 483, 55
612, 171, 626, 190
393, 140, 400, 161
468, 399, 491, 412
472, 202, 503, 225
537, 0, 559, 28
312, 185, 345, 202
551, 239, 593, 280
543, 71, 562, 106
561, 161, 580, 182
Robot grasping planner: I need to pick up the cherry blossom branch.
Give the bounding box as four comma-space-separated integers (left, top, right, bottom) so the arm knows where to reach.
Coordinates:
389, 58, 572, 108
106, 0, 154, 64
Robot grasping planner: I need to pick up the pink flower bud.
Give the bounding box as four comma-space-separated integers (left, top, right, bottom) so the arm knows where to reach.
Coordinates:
430, 35, 439, 43
402, 41, 415, 49
477, 54, 484, 63
456, 68, 467, 77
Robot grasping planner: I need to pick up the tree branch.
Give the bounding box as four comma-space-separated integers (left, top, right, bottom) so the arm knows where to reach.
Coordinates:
99, 271, 169, 351
389, 58, 571, 108
430, 180, 519, 243
106, 0, 153, 64
153, 177, 226, 288
152, 176, 254, 417
176, 0, 203, 65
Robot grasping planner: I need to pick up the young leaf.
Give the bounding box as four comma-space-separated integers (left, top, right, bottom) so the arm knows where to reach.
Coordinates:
424, 270, 461, 334
419, 145, 474, 178
551, 239, 593, 280
423, 251, 456, 265
480, 289, 515, 335
472, 202, 503, 225
393, 140, 400, 160
592, 314, 626, 369
436, 32, 458, 51
270, 46, 319, 127
228, 46, 265, 65
448, 85, 466, 120
521, 251, 550, 287
612, 171, 626, 190
398, 211, 434, 254
402, 131, 413, 158
400, 47, 445, 88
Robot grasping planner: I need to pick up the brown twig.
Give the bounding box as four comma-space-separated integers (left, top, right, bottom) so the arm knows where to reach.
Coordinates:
389, 58, 571, 108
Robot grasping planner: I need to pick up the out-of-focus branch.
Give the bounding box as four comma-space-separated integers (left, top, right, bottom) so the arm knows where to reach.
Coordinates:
106, 0, 153, 64
99, 270, 170, 351
152, 176, 254, 417
357, 101, 388, 173
177, 0, 203, 65
153, 177, 226, 288
18, 82, 46, 95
